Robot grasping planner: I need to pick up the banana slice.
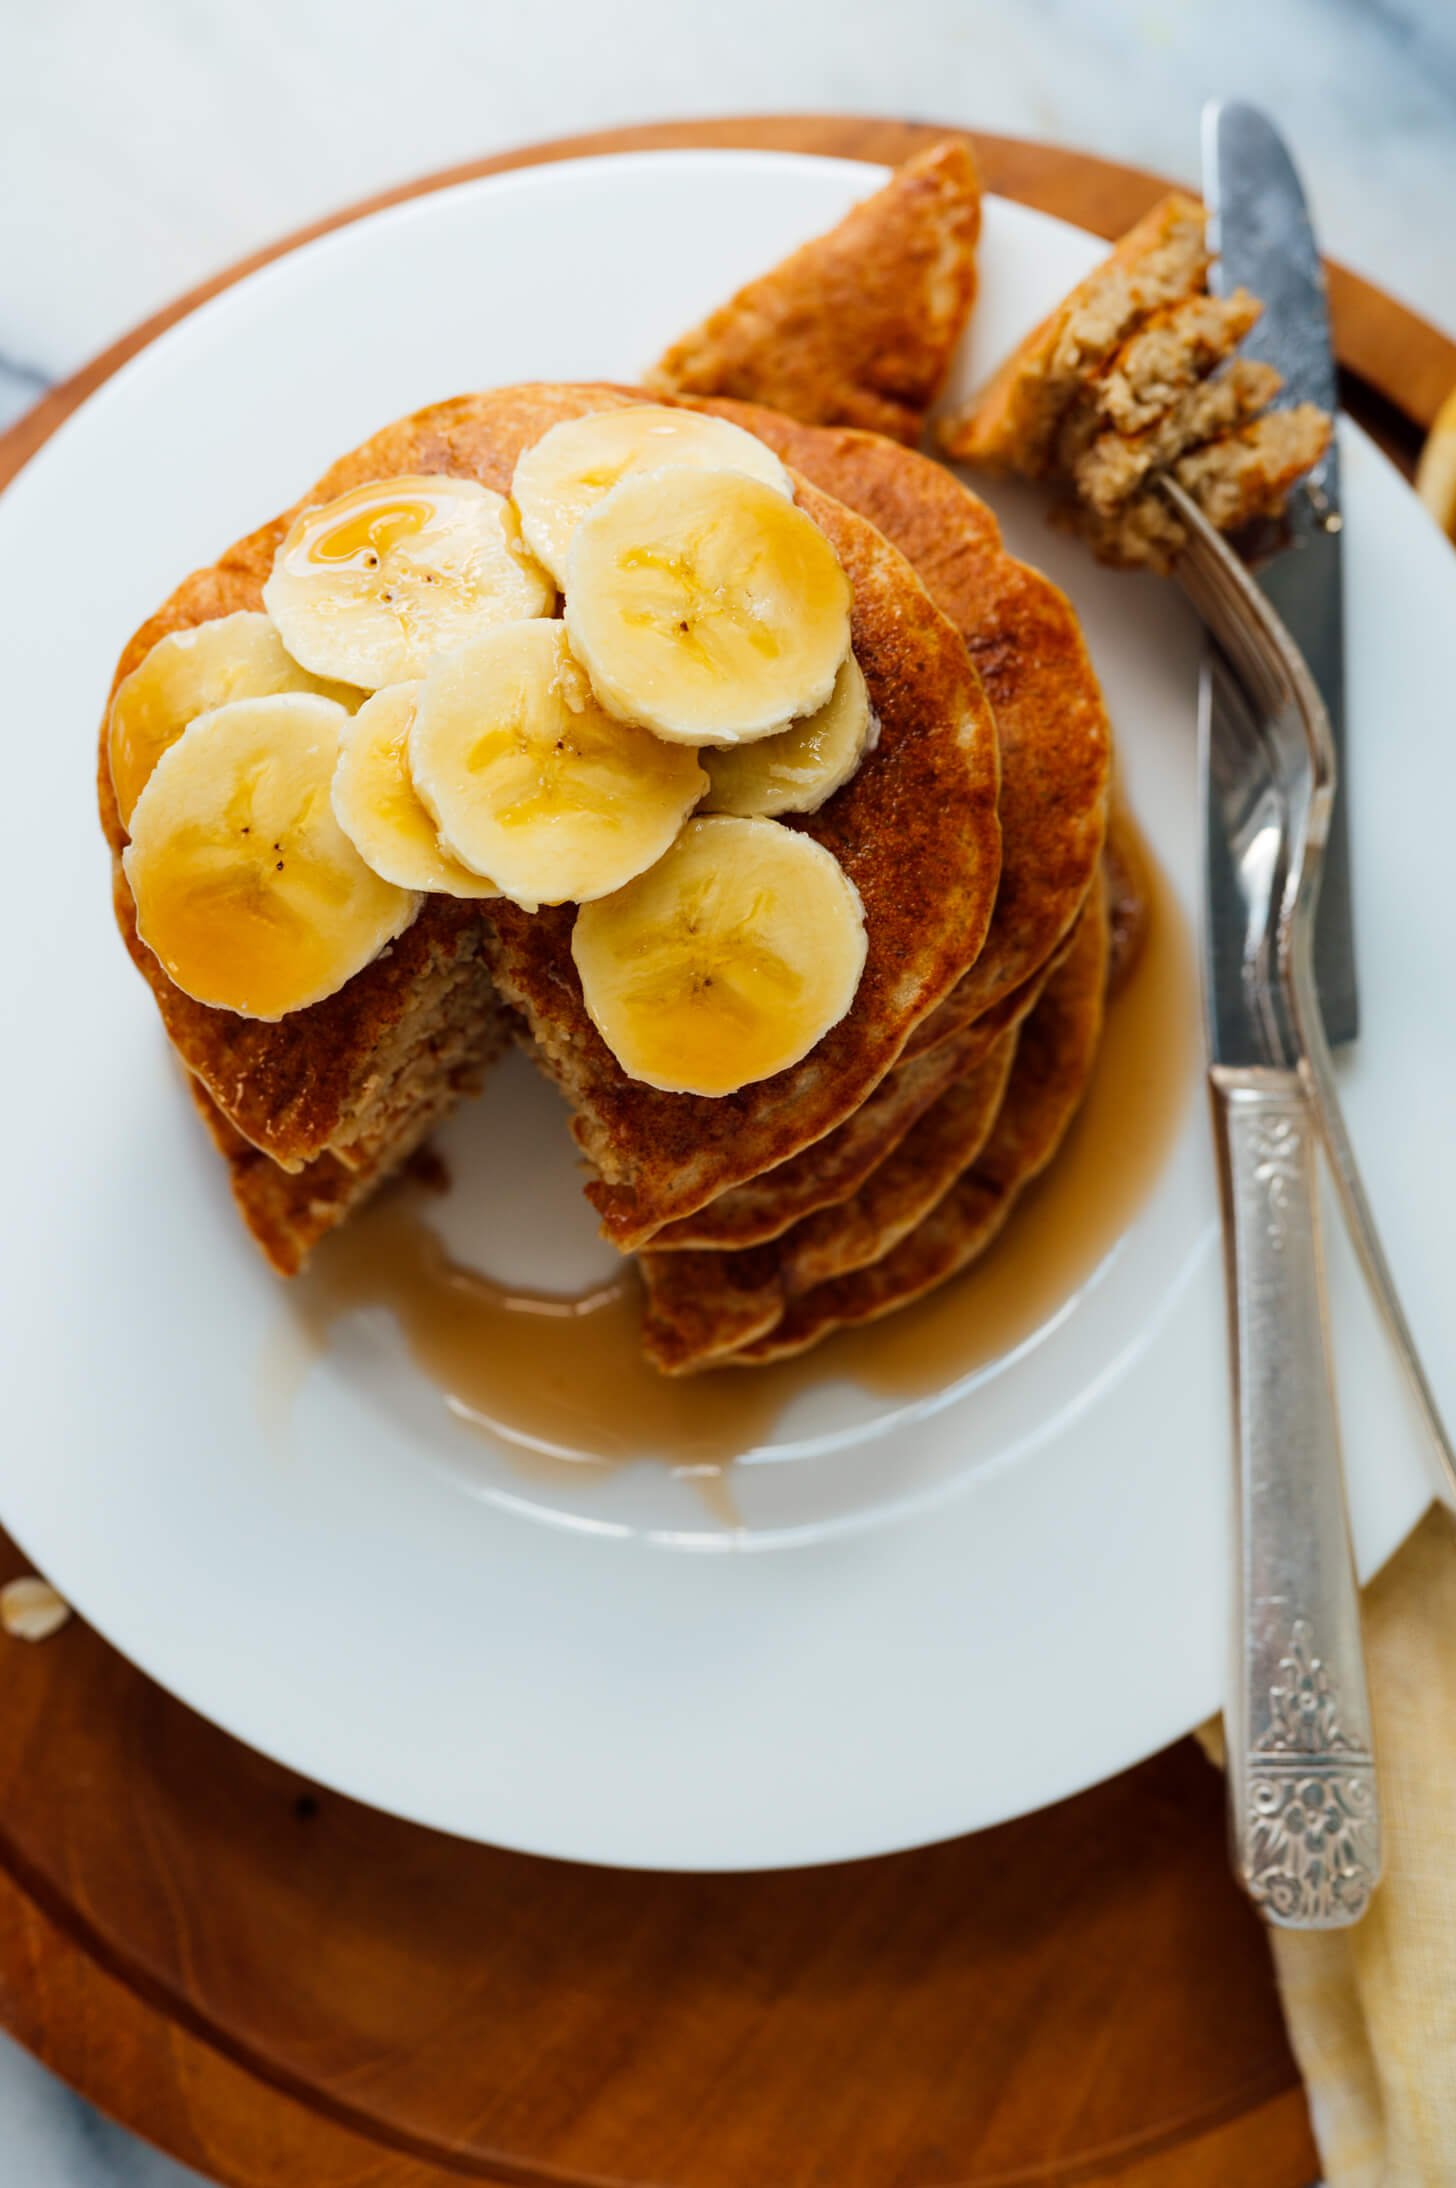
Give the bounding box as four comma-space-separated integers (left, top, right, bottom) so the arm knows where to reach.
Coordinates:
263, 475, 554, 689
409, 620, 706, 908
332, 682, 500, 899
124, 693, 418, 1021
565, 469, 852, 746
512, 405, 791, 585
700, 653, 875, 817
570, 814, 867, 1095
108, 611, 355, 828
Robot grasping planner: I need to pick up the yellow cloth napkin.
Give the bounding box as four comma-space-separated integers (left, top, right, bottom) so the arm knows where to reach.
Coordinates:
1204, 1502, 1456, 2186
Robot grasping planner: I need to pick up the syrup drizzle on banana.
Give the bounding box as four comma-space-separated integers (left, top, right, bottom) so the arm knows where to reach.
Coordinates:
113, 405, 871, 1089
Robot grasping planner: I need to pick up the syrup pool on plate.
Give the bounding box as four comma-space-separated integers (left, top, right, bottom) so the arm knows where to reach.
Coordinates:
284, 833, 1197, 1522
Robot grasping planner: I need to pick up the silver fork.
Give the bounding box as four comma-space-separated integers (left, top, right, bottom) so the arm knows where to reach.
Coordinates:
1164, 479, 1453, 1924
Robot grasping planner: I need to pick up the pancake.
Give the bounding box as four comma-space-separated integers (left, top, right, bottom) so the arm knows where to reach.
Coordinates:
102, 642, 503, 1177
1072, 357, 1280, 519
645, 1018, 986, 1254
1063, 287, 1262, 446
932, 196, 1331, 574
645, 941, 1056, 1255
1064, 403, 1333, 573
728, 870, 1109, 1366
640, 1028, 1017, 1373
97, 387, 623, 1172
182, 1045, 505, 1278
694, 406, 1111, 1054
938, 193, 1209, 474
648, 141, 982, 447
102, 384, 1002, 1259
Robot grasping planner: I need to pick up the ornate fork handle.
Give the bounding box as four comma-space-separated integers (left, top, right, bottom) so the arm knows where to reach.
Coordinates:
1211, 1067, 1380, 1926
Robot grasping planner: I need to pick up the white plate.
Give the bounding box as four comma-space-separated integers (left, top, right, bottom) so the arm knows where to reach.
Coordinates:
0, 152, 1450, 1870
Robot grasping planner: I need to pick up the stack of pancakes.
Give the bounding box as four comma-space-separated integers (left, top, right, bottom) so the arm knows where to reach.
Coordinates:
99, 144, 1137, 1372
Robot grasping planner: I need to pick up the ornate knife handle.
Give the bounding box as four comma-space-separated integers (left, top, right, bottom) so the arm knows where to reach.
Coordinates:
1210, 1067, 1381, 1927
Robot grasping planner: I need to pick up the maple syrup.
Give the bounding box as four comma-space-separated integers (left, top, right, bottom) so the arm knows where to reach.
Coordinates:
295, 836, 1196, 1490
309, 494, 434, 564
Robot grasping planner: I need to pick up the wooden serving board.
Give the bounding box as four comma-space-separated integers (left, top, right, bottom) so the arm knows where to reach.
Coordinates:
2, 116, 1451, 2188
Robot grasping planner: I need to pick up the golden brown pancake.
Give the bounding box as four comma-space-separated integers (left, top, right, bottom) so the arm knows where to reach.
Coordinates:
102, 384, 1002, 1256
729, 872, 1109, 1366
700, 409, 1110, 1053
647, 1019, 986, 1254
646, 946, 1056, 1255
469, 398, 1004, 1250
649, 141, 982, 447
639, 1028, 1017, 1373
101, 611, 504, 1176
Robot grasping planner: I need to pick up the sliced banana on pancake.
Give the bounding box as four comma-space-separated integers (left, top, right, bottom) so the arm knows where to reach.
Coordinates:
409, 620, 706, 909
263, 475, 554, 689
564, 469, 852, 745
512, 405, 791, 585
332, 681, 500, 899
124, 692, 418, 1021
570, 814, 866, 1095
700, 653, 875, 817
108, 611, 355, 828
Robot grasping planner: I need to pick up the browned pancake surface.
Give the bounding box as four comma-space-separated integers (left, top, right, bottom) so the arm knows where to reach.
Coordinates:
649, 141, 982, 446
646, 973, 1044, 1256
734, 874, 1110, 1365
640, 1028, 1017, 1373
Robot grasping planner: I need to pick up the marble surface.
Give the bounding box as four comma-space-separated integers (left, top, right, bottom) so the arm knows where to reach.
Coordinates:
2, 0, 1452, 2179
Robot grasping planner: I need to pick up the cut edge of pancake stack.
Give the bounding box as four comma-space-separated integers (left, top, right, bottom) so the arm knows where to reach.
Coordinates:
98, 140, 1311, 1375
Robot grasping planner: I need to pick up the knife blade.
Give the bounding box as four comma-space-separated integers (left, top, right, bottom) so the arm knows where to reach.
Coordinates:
1203, 98, 1357, 1043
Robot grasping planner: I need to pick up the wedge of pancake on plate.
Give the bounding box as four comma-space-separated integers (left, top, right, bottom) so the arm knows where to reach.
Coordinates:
99, 139, 1183, 1373
647, 140, 983, 445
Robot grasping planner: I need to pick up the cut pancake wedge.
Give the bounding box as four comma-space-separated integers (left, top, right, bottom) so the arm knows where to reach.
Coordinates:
648, 140, 982, 447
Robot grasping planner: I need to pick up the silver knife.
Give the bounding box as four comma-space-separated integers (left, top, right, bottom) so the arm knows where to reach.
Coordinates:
1203, 99, 1356, 1044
